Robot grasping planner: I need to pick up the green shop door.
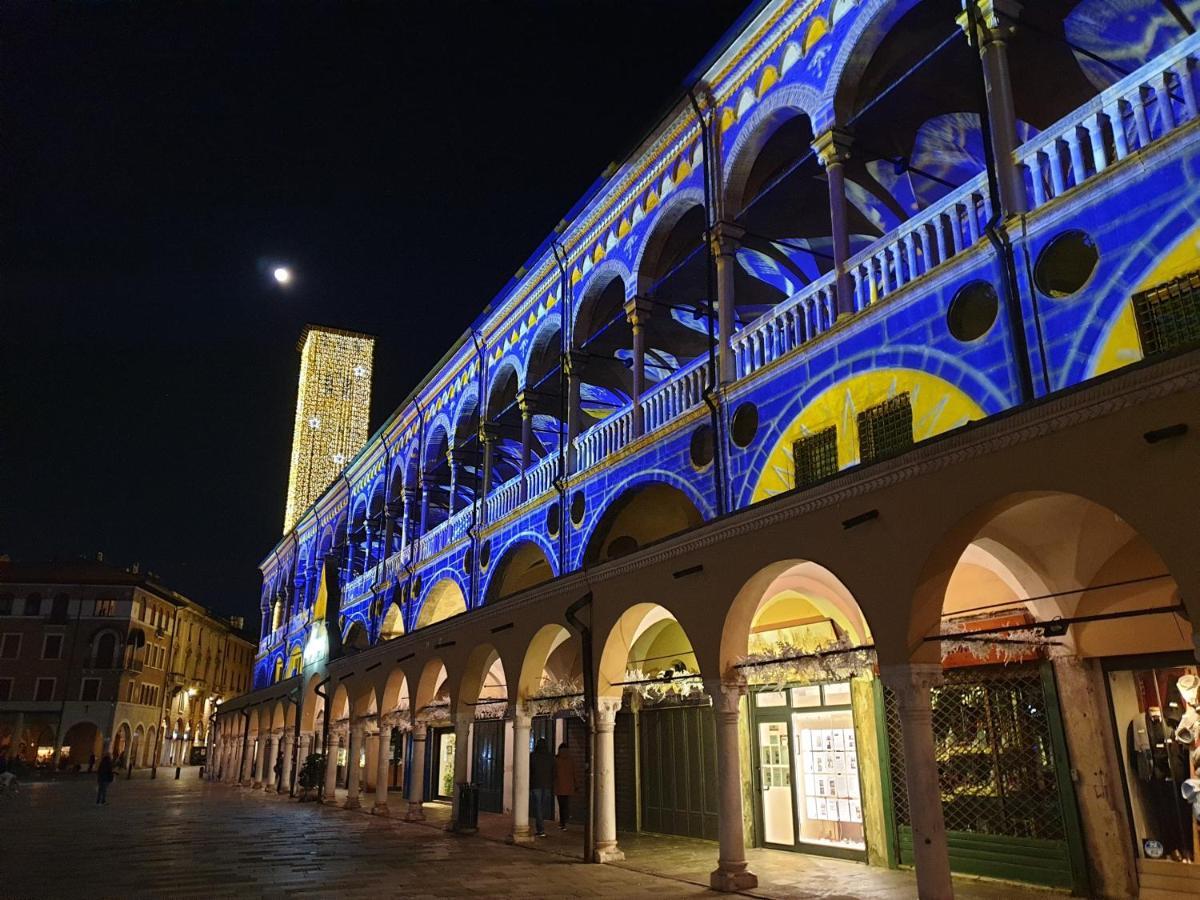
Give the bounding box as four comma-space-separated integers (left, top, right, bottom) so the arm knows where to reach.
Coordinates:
472, 718, 505, 814
883, 662, 1088, 893
638, 703, 719, 840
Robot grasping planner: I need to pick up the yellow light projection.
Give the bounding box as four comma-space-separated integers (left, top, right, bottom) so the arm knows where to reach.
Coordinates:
751, 368, 985, 502
283, 325, 375, 533
1091, 222, 1200, 377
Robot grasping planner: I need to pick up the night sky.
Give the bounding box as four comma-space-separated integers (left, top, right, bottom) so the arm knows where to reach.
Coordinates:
2, 1, 751, 623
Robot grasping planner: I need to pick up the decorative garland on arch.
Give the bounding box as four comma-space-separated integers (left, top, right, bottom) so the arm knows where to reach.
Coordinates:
525, 676, 585, 718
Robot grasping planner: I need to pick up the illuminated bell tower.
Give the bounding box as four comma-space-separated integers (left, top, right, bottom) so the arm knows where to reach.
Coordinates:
283, 324, 376, 533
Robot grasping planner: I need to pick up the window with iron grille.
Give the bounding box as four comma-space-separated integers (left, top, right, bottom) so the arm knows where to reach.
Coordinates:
793, 426, 838, 488
1133, 270, 1200, 357
857, 394, 913, 464
884, 665, 1066, 842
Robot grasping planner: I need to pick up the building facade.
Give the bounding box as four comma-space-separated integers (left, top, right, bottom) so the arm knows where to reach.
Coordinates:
215, 1, 1200, 897
0, 560, 255, 771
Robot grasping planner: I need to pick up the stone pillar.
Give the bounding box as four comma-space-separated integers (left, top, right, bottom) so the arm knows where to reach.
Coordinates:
509, 709, 533, 844
446, 451, 460, 516
296, 732, 311, 795
262, 733, 278, 792
881, 664, 953, 900
812, 128, 855, 316
449, 712, 473, 832
959, 0, 1026, 216
479, 425, 497, 515
707, 681, 757, 891
382, 506, 397, 558
406, 723, 427, 821
419, 479, 430, 536
593, 698, 625, 862
517, 392, 536, 500
401, 488, 418, 549
251, 735, 264, 788
624, 297, 652, 438
712, 223, 745, 384
240, 735, 254, 785
279, 733, 294, 794
564, 350, 586, 472
373, 724, 393, 815
322, 731, 340, 804
344, 721, 364, 809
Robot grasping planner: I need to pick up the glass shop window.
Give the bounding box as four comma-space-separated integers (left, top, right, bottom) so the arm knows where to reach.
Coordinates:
1108, 662, 1200, 864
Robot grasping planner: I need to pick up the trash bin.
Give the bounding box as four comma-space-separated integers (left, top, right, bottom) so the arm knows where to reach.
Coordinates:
456, 782, 479, 832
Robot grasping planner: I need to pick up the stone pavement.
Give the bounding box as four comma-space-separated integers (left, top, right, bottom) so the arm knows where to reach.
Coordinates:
0, 771, 1063, 899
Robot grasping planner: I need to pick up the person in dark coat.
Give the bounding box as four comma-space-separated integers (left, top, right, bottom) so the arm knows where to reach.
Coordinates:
96, 753, 114, 805
529, 738, 554, 837
552, 743, 578, 830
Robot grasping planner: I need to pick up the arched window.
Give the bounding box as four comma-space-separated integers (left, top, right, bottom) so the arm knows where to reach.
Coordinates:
94, 632, 119, 668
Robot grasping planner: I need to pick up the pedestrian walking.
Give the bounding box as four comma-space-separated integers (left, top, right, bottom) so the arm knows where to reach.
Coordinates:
552, 743, 578, 830
529, 738, 554, 837
87, 753, 96, 773
96, 754, 114, 805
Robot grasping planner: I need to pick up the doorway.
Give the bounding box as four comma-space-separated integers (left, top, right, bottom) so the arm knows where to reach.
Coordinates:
472, 718, 505, 813
424, 726, 456, 802
751, 682, 867, 860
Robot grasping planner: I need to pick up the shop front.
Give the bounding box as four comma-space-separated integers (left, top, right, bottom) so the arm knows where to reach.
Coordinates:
423, 725, 456, 802
1105, 654, 1200, 889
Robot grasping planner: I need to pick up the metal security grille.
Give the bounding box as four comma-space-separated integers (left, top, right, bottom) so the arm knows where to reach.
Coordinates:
1133, 270, 1200, 357
884, 665, 1065, 841
857, 394, 913, 464
793, 426, 838, 488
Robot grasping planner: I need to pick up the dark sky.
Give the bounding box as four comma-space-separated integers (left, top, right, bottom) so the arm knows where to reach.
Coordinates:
2, 1, 750, 622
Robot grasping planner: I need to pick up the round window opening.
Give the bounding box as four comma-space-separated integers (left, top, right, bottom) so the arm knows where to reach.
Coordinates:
948, 281, 999, 342
478, 540, 491, 571
546, 502, 561, 537
1034, 230, 1098, 298
731, 403, 759, 448
690, 425, 714, 469
570, 491, 586, 527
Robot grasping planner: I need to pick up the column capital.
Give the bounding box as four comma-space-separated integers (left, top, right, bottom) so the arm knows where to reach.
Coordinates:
705, 678, 747, 715
623, 296, 653, 330
879, 662, 944, 697
957, 0, 1020, 43
812, 127, 854, 167
516, 391, 538, 418
595, 697, 622, 727
710, 222, 745, 257
563, 349, 588, 377
478, 422, 499, 445
412, 721, 428, 739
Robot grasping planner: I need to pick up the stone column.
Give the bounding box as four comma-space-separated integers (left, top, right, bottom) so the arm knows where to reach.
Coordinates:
881, 664, 953, 900
296, 732, 311, 796
322, 731, 340, 804
959, 0, 1026, 216
344, 721, 364, 809
373, 723, 393, 815
479, 425, 497, 517
279, 733, 294, 794
449, 712, 473, 832
240, 735, 254, 785
509, 708, 533, 844
406, 723, 428, 821
262, 733, 278, 792
446, 451, 460, 516
564, 350, 586, 472
593, 698, 625, 862
812, 128, 855, 316
382, 506, 397, 558
707, 681, 757, 891
517, 392, 536, 500
712, 223, 745, 384
401, 488, 418, 549
251, 735, 264, 788
419, 478, 430, 535
624, 297, 652, 438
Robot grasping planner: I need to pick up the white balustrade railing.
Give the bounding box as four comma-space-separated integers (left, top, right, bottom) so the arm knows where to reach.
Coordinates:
574, 403, 636, 470
640, 355, 709, 435
733, 270, 838, 379
1017, 31, 1199, 210
486, 475, 524, 521
526, 453, 559, 500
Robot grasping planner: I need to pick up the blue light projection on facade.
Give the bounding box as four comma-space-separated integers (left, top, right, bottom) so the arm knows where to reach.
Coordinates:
253, 0, 1200, 688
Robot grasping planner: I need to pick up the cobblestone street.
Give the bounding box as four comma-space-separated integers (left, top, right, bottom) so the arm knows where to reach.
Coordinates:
1, 771, 1057, 899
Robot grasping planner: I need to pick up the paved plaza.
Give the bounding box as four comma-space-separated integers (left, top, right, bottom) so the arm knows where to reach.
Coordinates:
1, 771, 1059, 899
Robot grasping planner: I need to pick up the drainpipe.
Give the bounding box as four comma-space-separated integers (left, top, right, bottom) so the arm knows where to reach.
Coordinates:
403, 400, 427, 625
315, 676, 331, 802
564, 592, 595, 863
966, 0, 1036, 404
467, 330, 487, 609
688, 86, 727, 516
